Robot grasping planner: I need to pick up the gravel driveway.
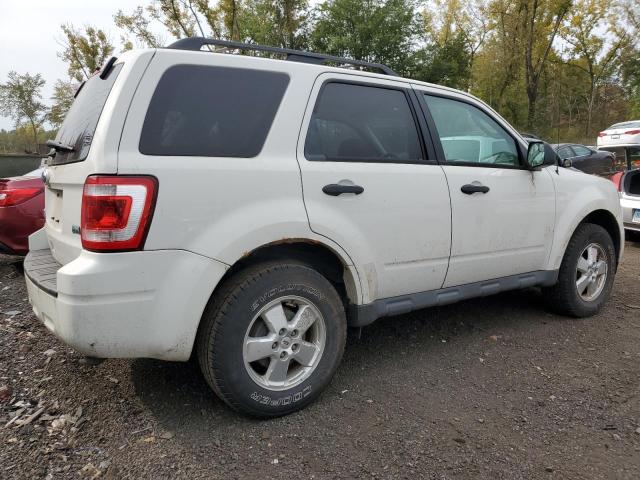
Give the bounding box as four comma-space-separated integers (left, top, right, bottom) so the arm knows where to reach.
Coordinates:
1, 242, 639, 479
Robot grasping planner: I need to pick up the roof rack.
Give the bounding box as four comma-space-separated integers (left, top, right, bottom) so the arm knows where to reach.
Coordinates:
166, 37, 397, 76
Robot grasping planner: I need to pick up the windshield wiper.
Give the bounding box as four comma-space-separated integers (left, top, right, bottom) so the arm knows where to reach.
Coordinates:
46, 139, 75, 153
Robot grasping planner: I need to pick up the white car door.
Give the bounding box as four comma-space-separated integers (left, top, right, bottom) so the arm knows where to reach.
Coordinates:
413, 86, 556, 287
296, 74, 451, 301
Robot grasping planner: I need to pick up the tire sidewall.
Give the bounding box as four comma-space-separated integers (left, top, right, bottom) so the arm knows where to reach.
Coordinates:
563, 225, 616, 315
208, 265, 346, 417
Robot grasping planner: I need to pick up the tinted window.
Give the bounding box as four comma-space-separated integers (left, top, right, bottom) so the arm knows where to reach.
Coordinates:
572, 145, 591, 156
140, 65, 289, 157
52, 64, 123, 165
305, 83, 422, 162
424, 95, 520, 167
556, 146, 574, 159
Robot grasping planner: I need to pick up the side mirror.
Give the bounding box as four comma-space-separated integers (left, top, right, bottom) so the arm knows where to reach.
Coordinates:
526, 141, 546, 169
561, 158, 572, 168
526, 141, 558, 169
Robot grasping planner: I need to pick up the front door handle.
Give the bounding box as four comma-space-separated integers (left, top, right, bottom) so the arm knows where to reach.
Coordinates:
461, 183, 490, 195
322, 184, 365, 196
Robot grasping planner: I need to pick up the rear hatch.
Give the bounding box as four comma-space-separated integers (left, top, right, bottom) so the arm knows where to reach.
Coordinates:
42, 51, 154, 265
622, 169, 640, 197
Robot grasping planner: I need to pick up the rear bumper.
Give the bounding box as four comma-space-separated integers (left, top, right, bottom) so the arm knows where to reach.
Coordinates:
620, 195, 640, 232
25, 248, 228, 361
0, 195, 44, 255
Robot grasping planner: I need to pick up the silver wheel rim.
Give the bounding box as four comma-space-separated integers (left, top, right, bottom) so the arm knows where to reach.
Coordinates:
575, 243, 608, 302
242, 296, 326, 391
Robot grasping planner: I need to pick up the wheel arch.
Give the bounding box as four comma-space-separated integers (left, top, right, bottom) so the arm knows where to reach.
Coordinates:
580, 209, 622, 265
214, 238, 363, 309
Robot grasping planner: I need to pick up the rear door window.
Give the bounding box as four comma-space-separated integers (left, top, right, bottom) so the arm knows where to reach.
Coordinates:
139, 65, 289, 157
51, 64, 123, 165
557, 146, 575, 159
304, 82, 423, 162
571, 145, 591, 156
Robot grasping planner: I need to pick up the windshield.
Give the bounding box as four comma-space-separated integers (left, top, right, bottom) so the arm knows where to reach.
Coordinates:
51, 64, 122, 165
608, 121, 640, 130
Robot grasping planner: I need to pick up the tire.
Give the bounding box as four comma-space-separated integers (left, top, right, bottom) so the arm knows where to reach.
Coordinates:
196, 260, 347, 418
543, 223, 616, 317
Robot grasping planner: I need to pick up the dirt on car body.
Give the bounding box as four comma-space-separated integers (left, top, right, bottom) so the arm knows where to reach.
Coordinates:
1, 244, 639, 479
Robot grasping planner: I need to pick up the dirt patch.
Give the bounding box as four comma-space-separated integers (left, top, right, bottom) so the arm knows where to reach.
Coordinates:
0, 242, 639, 479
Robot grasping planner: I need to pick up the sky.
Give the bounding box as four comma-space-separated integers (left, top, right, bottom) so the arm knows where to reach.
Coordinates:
0, 0, 140, 130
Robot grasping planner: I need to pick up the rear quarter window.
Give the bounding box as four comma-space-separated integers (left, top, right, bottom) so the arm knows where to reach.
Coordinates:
139, 65, 289, 157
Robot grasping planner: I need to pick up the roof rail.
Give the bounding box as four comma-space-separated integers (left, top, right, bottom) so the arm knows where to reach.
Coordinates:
166, 37, 397, 76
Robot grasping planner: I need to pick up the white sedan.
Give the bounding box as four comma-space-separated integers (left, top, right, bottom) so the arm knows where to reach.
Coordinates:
597, 120, 640, 148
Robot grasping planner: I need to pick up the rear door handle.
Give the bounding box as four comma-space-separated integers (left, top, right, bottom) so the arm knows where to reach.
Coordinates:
461, 183, 490, 195
322, 184, 364, 196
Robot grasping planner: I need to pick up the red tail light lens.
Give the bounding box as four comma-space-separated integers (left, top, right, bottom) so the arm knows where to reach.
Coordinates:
0, 185, 43, 207
610, 171, 623, 192
81, 175, 158, 251
598, 132, 606, 137
624, 129, 640, 135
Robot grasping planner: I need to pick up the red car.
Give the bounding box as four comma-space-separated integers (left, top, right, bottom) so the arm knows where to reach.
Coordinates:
0, 169, 45, 255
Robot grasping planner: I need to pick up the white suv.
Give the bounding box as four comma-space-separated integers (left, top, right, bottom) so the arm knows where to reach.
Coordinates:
25, 38, 623, 417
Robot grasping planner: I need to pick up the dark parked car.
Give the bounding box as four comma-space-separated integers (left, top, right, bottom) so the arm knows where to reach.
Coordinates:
0, 168, 44, 255
552, 143, 615, 175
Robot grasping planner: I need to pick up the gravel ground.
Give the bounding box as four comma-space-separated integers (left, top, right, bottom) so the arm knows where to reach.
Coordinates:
0, 241, 639, 480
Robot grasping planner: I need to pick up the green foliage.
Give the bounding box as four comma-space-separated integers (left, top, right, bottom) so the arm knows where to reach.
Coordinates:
47, 80, 77, 129
59, 24, 115, 82
114, 6, 164, 49
409, 31, 471, 89
0, 127, 57, 155
0, 72, 47, 151
241, 0, 309, 48
2, 0, 640, 154
621, 45, 640, 117
310, 0, 420, 75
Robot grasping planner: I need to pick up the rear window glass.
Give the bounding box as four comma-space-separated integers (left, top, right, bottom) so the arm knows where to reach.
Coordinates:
52, 64, 123, 165
139, 65, 289, 157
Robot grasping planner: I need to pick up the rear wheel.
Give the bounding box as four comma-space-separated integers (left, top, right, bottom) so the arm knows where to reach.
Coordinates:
197, 261, 346, 417
544, 223, 616, 317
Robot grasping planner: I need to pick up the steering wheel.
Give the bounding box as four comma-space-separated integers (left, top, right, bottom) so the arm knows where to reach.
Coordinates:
483, 151, 515, 164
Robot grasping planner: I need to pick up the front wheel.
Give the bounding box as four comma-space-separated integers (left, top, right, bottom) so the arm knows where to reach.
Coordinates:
196, 261, 347, 417
543, 223, 616, 317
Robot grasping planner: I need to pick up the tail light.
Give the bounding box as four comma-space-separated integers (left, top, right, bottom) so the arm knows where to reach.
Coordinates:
624, 129, 640, 135
0, 184, 43, 207
81, 175, 158, 252
598, 132, 607, 137
610, 171, 623, 192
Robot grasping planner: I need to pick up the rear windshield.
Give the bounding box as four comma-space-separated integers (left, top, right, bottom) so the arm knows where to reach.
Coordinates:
608, 121, 640, 130
139, 65, 289, 157
51, 64, 123, 165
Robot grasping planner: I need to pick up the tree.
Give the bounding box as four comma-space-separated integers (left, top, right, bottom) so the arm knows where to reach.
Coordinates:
616, 0, 640, 117
115, 0, 309, 48
241, 0, 309, 48
520, 0, 572, 128
409, 31, 472, 88
59, 24, 115, 82
424, 0, 490, 75
310, 0, 420, 75
0, 72, 47, 151
562, 0, 628, 136
48, 80, 77, 129
114, 6, 164, 49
